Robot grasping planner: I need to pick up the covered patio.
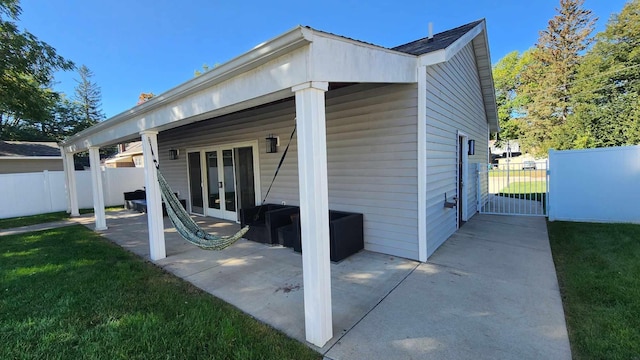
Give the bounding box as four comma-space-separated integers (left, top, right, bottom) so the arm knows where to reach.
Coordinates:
81, 209, 418, 352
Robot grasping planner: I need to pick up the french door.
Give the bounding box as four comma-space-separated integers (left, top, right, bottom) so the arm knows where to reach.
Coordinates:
187, 142, 259, 222
205, 148, 236, 220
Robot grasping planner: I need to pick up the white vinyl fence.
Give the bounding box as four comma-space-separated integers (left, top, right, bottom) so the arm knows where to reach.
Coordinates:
549, 145, 640, 224
0, 167, 145, 219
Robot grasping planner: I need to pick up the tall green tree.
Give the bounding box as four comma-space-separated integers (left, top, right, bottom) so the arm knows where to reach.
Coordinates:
0, 0, 74, 139
571, 0, 640, 148
73, 64, 104, 132
492, 50, 534, 142
521, 0, 596, 156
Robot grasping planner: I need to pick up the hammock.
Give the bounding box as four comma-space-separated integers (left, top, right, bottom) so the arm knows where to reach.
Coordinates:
156, 167, 249, 250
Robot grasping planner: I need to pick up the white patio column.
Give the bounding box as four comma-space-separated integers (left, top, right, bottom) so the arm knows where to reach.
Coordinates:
62, 150, 80, 216
140, 131, 166, 260
88, 147, 107, 230
292, 81, 333, 347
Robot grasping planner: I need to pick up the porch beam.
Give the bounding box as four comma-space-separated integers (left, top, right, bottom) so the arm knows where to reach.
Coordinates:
293, 81, 333, 347
62, 150, 80, 216
88, 147, 107, 230
140, 131, 166, 260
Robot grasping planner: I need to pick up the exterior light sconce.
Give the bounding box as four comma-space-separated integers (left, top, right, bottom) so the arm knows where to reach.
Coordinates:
468, 140, 475, 156
266, 134, 278, 153
169, 149, 179, 160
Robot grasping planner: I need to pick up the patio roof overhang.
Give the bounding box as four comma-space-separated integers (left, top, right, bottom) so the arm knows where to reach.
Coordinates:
59, 26, 418, 153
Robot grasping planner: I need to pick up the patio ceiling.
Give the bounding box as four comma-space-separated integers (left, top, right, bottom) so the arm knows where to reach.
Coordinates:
59, 26, 418, 153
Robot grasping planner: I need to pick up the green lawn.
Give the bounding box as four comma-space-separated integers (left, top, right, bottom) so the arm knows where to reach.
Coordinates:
0, 207, 123, 230
548, 221, 640, 359
499, 181, 547, 195
0, 226, 320, 360
488, 169, 547, 178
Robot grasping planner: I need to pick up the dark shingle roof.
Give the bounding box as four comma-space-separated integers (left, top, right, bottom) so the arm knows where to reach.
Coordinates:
0, 141, 61, 157
391, 20, 484, 56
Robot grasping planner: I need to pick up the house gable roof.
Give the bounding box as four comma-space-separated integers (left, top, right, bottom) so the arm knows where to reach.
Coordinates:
0, 141, 61, 158
60, 20, 499, 151
391, 20, 484, 55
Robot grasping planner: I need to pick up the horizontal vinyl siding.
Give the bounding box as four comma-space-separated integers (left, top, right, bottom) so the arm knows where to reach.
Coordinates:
425, 42, 490, 258
158, 83, 419, 260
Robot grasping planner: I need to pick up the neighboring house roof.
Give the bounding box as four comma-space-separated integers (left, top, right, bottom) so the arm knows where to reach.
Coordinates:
60, 20, 498, 151
115, 141, 142, 158
104, 141, 143, 165
391, 20, 484, 55
0, 141, 61, 158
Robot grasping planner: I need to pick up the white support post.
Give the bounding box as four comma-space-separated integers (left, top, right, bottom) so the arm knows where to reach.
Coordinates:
292, 81, 333, 347
61, 150, 69, 213
63, 151, 80, 216
140, 131, 166, 260
89, 147, 107, 230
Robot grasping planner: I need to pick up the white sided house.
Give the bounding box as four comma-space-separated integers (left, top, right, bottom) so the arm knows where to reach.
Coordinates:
59, 20, 498, 347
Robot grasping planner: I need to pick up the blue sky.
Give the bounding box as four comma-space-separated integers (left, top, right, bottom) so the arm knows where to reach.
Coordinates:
18, 0, 629, 118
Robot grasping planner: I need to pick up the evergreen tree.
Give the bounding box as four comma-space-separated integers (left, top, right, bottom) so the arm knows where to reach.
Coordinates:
73, 65, 104, 131
571, 0, 640, 147
521, 0, 596, 156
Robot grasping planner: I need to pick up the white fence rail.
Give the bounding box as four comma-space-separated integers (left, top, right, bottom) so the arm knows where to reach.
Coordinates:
477, 161, 548, 216
0, 168, 145, 219
549, 145, 640, 224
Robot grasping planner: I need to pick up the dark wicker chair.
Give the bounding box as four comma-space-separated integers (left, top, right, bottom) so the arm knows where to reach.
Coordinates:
290, 210, 364, 262
239, 204, 299, 244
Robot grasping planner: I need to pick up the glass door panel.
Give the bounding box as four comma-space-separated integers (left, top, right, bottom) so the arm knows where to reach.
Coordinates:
188, 152, 203, 214
235, 147, 255, 210
222, 149, 236, 213
206, 151, 221, 211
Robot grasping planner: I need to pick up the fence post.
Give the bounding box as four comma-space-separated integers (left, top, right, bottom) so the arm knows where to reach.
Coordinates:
547, 150, 554, 221
42, 170, 53, 213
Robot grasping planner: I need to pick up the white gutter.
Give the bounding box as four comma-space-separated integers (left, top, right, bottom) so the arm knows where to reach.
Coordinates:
60, 26, 313, 147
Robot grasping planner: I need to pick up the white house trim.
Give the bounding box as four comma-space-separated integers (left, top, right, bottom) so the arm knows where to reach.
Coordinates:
456, 130, 470, 223
417, 66, 428, 262
59, 29, 418, 153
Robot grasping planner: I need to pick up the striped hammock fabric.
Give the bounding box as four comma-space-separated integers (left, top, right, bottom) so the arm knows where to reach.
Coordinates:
156, 168, 249, 250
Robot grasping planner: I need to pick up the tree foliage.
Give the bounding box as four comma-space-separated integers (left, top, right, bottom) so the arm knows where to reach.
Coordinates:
0, 0, 74, 140
492, 50, 534, 142
570, 0, 640, 148
520, 0, 596, 156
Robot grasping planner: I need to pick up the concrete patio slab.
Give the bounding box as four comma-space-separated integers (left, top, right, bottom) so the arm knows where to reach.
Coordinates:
324, 214, 570, 360
69, 210, 419, 353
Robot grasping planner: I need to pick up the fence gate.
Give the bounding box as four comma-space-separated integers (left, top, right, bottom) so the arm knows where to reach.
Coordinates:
477, 161, 549, 216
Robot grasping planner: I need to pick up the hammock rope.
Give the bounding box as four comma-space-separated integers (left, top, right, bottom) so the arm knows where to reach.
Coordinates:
148, 140, 249, 250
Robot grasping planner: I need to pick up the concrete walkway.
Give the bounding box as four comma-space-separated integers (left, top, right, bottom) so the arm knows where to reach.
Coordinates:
1, 211, 570, 359
324, 214, 571, 360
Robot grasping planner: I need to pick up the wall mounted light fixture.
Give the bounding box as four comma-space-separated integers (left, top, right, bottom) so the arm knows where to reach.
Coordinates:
468, 140, 475, 156
169, 149, 179, 160
266, 134, 278, 153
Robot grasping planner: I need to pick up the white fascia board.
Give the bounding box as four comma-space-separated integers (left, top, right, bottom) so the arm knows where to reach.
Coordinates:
0, 156, 62, 160
418, 21, 485, 67
60, 26, 313, 148
309, 30, 418, 83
